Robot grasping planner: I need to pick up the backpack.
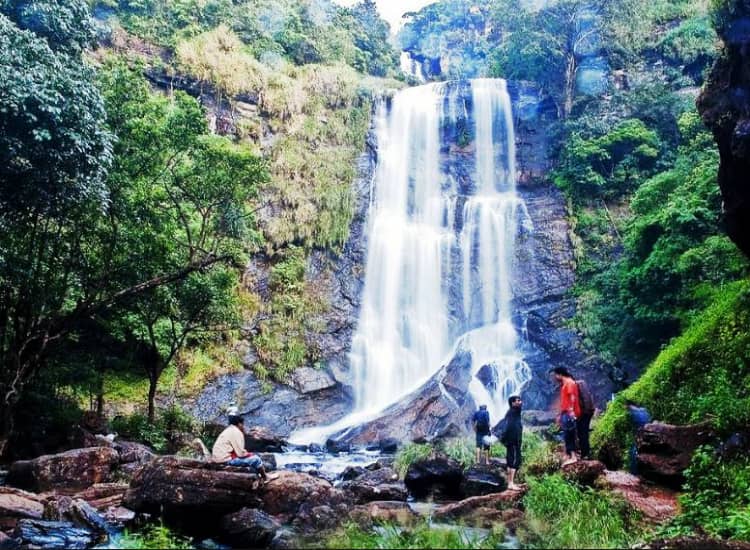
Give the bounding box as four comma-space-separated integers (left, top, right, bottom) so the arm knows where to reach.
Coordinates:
576, 379, 595, 415
475, 409, 490, 431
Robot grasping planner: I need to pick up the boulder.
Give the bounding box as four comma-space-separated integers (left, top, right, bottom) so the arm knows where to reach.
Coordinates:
123, 456, 263, 530
325, 438, 351, 454
43, 498, 108, 535
103, 506, 136, 526
245, 427, 286, 452
0, 487, 45, 530
220, 508, 281, 548
7, 447, 119, 492
340, 468, 407, 504
341, 466, 367, 481
636, 422, 715, 488
561, 460, 605, 486
12, 519, 95, 549
290, 367, 337, 394
432, 489, 527, 527
72, 483, 129, 510
293, 503, 350, 533
597, 470, 678, 523
328, 352, 476, 448
114, 441, 155, 465
460, 466, 507, 497
259, 471, 346, 516
349, 501, 418, 527
260, 453, 278, 471
404, 456, 464, 499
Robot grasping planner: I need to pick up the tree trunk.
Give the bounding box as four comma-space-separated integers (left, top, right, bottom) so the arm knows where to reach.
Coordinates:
147, 375, 157, 425
564, 53, 577, 119
0, 398, 17, 459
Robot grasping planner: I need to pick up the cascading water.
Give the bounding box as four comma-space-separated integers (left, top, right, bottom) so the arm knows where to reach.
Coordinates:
291, 78, 532, 444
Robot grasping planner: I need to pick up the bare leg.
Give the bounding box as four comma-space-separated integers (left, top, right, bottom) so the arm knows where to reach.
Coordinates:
507, 468, 517, 489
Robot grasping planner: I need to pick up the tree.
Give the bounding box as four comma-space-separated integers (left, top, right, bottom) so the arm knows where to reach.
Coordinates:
94, 62, 266, 421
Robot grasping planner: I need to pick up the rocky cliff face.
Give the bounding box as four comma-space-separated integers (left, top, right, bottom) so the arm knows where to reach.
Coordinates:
698, 2, 750, 258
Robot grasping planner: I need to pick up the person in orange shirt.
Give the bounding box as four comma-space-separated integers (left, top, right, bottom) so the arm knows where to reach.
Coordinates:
552, 367, 581, 465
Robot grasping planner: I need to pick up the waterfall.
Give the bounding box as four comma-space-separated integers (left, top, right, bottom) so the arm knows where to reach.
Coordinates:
290, 79, 532, 444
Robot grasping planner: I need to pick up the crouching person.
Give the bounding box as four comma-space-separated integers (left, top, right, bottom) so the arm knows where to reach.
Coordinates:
212, 414, 268, 480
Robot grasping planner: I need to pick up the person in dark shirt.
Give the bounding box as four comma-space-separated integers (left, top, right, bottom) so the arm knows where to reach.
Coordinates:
500, 395, 523, 489
472, 404, 491, 465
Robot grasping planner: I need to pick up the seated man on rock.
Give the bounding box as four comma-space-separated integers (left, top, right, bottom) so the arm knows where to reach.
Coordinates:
212, 414, 269, 480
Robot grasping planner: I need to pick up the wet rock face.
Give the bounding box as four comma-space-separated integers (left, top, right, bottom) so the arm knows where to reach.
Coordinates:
329, 352, 475, 448
698, 5, 750, 258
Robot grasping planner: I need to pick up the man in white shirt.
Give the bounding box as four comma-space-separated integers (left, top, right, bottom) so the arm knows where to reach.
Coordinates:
212, 414, 268, 480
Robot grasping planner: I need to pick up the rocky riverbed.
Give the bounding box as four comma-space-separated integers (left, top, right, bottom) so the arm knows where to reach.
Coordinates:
0, 417, 715, 549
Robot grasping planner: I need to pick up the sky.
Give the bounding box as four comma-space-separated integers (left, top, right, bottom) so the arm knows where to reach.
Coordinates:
333, 0, 437, 31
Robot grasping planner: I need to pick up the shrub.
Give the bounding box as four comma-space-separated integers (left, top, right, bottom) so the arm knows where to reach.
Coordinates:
394, 443, 433, 478
326, 520, 505, 549
520, 474, 642, 548
668, 446, 750, 540
440, 438, 474, 469
117, 522, 193, 549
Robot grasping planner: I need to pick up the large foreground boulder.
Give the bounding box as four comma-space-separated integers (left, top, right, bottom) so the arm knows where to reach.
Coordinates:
404, 455, 464, 499
636, 422, 715, 488
123, 456, 263, 530
7, 447, 119, 492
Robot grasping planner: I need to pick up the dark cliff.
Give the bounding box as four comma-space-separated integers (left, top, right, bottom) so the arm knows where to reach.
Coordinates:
698, 1, 750, 258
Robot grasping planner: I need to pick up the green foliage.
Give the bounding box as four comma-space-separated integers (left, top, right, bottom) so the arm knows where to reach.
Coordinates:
0, 10, 112, 212
658, 16, 718, 84
394, 443, 433, 478
326, 520, 505, 549
520, 474, 642, 548
567, 108, 747, 362
117, 522, 193, 549
666, 447, 750, 540
102, 0, 397, 76
0, 0, 98, 52
554, 119, 661, 200
593, 280, 750, 457
111, 404, 195, 452
440, 438, 475, 469
518, 431, 560, 479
